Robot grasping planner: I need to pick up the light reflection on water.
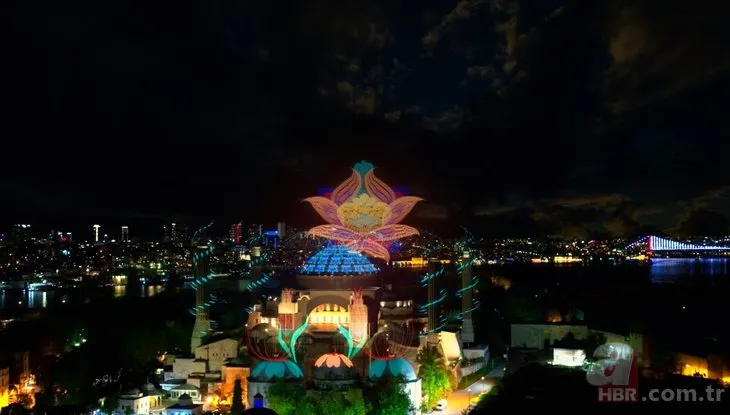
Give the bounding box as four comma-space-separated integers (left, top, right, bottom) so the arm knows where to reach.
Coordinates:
650, 258, 730, 283
0, 284, 167, 310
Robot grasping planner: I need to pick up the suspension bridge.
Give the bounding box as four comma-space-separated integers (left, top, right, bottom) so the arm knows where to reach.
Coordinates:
626, 235, 730, 253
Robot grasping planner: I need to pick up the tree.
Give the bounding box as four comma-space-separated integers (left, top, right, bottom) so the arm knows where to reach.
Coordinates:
417, 346, 452, 410
296, 389, 367, 415
230, 379, 245, 415
124, 407, 134, 415
583, 332, 607, 356
101, 394, 120, 415
369, 379, 412, 415
343, 388, 368, 415
266, 381, 305, 415
503, 294, 542, 322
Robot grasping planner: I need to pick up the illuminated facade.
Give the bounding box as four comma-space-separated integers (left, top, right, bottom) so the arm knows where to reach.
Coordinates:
0, 367, 8, 410
245, 318, 307, 408
366, 325, 422, 415
348, 289, 368, 342
304, 161, 422, 262
240, 161, 426, 412
276, 289, 299, 331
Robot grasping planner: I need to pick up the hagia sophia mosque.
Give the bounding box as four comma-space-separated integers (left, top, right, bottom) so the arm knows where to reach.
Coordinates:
137, 162, 485, 415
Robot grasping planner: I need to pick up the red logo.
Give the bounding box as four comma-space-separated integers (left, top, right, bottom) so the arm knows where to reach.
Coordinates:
586, 343, 638, 402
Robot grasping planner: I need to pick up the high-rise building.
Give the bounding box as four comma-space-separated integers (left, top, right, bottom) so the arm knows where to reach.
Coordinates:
248, 224, 263, 237
121, 226, 129, 242
93, 225, 100, 243
276, 222, 286, 240
229, 222, 243, 244
11, 224, 31, 243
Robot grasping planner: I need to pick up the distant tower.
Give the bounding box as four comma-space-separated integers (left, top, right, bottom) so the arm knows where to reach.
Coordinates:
349, 289, 368, 341
460, 251, 475, 344
427, 258, 440, 333
229, 222, 243, 245
171, 223, 177, 243
277, 222, 286, 240
121, 226, 129, 242
277, 288, 298, 331
93, 224, 100, 243
191, 245, 213, 351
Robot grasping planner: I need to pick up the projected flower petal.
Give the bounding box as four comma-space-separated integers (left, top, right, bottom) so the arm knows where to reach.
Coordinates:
307, 225, 359, 243
369, 225, 420, 242
303, 197, 342, 225
385, 196, 423, 225
358, 239, 391, 262
315, 353, 353, 368
331, 169, 362, 205
364, 169, 396, 204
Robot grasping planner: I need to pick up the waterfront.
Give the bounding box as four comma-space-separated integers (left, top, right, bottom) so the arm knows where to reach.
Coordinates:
0, 284, 167, 310
3, 258, 730, 312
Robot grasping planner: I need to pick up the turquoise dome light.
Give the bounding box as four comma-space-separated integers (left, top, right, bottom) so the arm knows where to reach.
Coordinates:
368, 358, 418, 382
300, 244, 378, 275
250, 360, 303, 380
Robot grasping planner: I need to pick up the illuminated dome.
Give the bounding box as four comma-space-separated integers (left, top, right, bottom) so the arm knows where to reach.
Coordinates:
250, 360, 304, 381
368, 358, 418, 382
313, 352, 358, 381
300, 245, 378, 275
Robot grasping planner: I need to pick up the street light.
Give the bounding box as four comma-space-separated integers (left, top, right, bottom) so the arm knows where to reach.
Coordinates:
467, 388, 471, 404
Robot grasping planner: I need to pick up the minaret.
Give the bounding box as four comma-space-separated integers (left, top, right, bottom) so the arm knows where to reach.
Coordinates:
191, 245, 212, 351
277, 288, 298, 331
251, 246, 263, 280
93, 224, 100, 243
427, 258, 440, 333
460, 251, 475, 344
348, 289, 368, 341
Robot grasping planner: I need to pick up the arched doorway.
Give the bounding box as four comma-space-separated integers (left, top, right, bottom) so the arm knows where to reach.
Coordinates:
309, 303, 349, 332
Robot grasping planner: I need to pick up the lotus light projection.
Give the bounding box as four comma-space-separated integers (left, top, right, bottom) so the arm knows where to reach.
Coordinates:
245, 318, 309, 379
305, 161, 422, 261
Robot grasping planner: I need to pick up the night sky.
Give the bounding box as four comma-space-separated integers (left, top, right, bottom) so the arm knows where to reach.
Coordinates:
2, 0, 730, 238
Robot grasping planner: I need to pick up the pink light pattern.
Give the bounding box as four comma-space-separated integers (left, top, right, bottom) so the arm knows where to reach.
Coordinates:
304, 162, 422, 261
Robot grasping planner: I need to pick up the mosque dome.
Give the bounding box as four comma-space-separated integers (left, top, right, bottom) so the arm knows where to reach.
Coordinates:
121, 388, 142, 397
250, 360, 304, 382
300, 245, 378, 275
177, 394, 193, 406
142, 382, 164, 396
313, 353, 358, 380
368, 357, 418, 382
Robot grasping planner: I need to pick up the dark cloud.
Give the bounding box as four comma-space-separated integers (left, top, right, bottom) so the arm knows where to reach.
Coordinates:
606, 0, 730, 113
1, 0, 729, 236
